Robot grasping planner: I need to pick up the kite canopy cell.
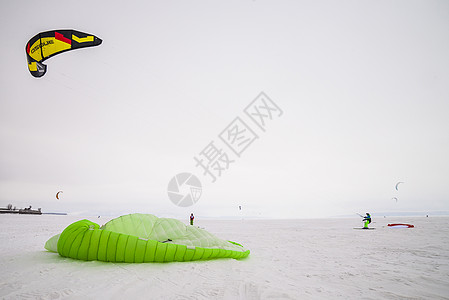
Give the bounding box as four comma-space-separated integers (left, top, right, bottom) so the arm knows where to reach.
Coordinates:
44, 213, 249, 262
26, 29, 102, 78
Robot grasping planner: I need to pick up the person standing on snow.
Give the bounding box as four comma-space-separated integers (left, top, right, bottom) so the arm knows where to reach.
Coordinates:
190, 213, 194, 225
363, 213, 371, 229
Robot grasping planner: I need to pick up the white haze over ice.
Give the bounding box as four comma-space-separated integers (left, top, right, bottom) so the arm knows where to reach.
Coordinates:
1, 1, 449, 218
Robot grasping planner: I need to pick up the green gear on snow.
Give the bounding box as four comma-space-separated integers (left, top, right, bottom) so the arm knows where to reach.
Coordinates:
364, 220, 369, 228
45, 213, 249, 262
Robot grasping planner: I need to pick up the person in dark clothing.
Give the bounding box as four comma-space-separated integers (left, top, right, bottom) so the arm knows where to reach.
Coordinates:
190, 213, 194, 225
363, 213, 371, 229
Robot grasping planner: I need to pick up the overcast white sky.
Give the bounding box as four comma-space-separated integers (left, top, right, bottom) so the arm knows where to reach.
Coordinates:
1, 0, 448, 219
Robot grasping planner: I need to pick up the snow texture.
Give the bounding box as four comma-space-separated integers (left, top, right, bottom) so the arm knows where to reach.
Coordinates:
1, 215, 448, 299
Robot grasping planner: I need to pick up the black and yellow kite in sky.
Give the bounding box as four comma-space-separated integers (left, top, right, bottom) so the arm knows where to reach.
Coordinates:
26, 29, 102, 78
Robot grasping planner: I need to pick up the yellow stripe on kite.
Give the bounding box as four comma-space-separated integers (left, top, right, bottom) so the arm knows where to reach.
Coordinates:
72, 34, 94, 43
28, 61, 37, 71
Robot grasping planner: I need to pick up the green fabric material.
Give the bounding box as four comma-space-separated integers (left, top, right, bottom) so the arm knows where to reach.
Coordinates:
44, 233, 60, 252
50, 213, 249, 262
364, 220, 369, 228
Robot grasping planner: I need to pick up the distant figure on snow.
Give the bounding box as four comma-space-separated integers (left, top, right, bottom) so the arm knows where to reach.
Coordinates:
363, 213, 371, 229
190, 213, 194, 225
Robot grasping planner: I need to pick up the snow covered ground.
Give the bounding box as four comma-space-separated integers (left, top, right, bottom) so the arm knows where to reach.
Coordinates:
1, 215, 448, 299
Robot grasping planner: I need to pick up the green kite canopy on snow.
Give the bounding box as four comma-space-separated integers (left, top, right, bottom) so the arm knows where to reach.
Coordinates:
45, 213, 249, 262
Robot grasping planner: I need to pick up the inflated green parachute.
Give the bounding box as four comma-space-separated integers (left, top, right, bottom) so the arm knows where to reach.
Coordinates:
45, 214, 249, 262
